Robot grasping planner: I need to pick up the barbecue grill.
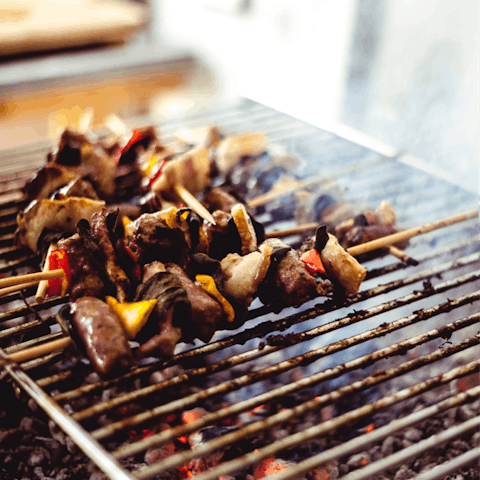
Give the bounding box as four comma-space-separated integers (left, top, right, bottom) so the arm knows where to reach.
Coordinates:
0, 99, 479, 480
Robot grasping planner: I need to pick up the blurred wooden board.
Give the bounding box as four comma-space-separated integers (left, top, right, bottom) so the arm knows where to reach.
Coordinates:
0, 0, 147, 56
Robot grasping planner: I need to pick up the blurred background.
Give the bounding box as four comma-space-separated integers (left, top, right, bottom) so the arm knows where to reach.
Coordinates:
0, 0, 477, 192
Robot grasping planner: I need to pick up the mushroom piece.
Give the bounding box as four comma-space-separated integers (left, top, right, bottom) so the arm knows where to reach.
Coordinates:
15, 197, 105, 253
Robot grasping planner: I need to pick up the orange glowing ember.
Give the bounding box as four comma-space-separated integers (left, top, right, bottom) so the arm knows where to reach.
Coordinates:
253, 457, 290, 479
365, 423, 375, 433
247, 404, 265, 416
311, 466, 330, 480
182, 407, 206, 424
177, 436, 188, 444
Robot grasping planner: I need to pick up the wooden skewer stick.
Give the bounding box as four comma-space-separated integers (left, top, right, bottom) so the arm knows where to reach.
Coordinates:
0, 282, 39, 299
387, 245, 419, 266
36, 243, 57, 304
0, 337, 73, 368
266, 210, 477, 257
174, 184, 217, 225
0, 269, 64, 290
347, 210, 477, 256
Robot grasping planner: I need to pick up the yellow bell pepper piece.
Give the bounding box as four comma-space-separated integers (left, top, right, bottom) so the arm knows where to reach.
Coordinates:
122, 216, 134, 238
141, 156, 158, 177
196, 275, 235, 323
106, 296, 157, 340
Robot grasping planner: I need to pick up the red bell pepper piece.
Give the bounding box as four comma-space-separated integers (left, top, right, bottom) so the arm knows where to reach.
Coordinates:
300, 249, 326, 275
148, 159, 168, 188
47, 249, 71, 297
112, 129, 147, 165
122, 129, 146, 155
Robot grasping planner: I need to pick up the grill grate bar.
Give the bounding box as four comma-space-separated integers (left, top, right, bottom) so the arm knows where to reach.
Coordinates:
135, 350, 480, 479
52, 262, 480, 411
258, 387, 480, 480
90, 287, 479, 440
410, 447, 480, 480
114, 312, 480, 460
338, 415, 480, 480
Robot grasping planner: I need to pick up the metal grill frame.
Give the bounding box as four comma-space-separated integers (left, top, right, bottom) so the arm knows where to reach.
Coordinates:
0, 99, 479, 480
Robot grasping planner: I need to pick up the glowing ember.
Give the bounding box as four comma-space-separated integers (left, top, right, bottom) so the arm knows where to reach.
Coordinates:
165, 413, 177, 423
182, 407, 207, 424
365, 423, 375, 433
253, 457, 291, 479
178, 436, 188, 444
311, 466, 330, 480
247, 404, 265, 417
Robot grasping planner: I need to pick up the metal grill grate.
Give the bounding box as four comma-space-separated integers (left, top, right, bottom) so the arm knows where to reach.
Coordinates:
0, 99, 479, 480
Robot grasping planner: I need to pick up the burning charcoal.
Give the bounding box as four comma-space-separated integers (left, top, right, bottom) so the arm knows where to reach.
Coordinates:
28, 447, 50, 467
189, 426, 238, 448
144, 443, 175, 465
403, 427, 422, 442
381, 435, 395, 457
310, 463, 339, 480
252, 457, 305, 479
393, 464, 416, 480
346, 452, 370, 469
471, 431, 480, 447
457, 404, 475, 421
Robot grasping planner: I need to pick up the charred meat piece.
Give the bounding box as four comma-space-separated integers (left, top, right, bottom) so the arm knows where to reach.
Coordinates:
335, 201, 402, 249
203, 186, 242, 213
134, 272, 191, 359
71, 297, 134, 377
165, 263, 225, 343
320, 234, 367, 296
52, 128, 117, 199
57, 234, 108, 300
258, 238, 330, 310
128, 212, 190, 269
203, 210, 242, 260
15, 197, 105, 253
89, 209, 131, 302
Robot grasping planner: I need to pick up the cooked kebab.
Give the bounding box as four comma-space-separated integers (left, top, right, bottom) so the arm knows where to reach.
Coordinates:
14, 121, 377, 378
334, 201, 402, 249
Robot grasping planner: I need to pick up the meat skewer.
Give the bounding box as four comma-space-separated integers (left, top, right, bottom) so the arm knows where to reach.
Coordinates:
35, 242, 57, 303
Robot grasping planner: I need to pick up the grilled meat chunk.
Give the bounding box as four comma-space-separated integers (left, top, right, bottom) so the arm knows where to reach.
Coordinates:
89, 210, 130, 302
57, 234, 107, 300
15, 197, 105, 253
71, 297, 134, 377
165, 263, 225, 343
203, 187, 241, 213
258, 238, 330, 310
134, 272, 191, 359
128, 212, 189, 268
